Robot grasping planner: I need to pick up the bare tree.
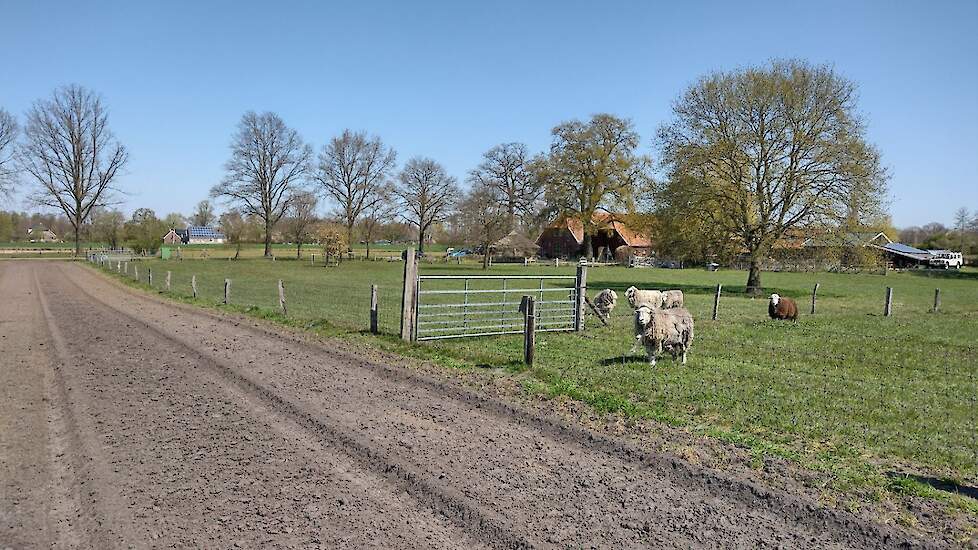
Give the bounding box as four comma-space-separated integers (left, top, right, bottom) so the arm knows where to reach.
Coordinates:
191, 199, 216, 226
658, 60, 888, 294
953, 207, 970, 251
211, 111, 312, 257
359, 184, 396, 259
534, 114, 651, 260
458, 183, 509, 268
283, 191, 319, 258
18, 85, 128, 255
316, 130, 397, 252
467, 142, 541, 231
395, 157, 459, 254
0, 108, 18, 197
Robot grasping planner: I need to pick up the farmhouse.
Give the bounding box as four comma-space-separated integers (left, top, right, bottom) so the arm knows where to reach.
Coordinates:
27, 224, 59, 243
186, 226, 225, 244
162, 228, 188, 245
536, 213, 653, 260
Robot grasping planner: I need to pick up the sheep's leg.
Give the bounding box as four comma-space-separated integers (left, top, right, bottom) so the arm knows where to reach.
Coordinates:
630, 334, 642, 354
681, 350, 687, 365
647, 349, 657, 367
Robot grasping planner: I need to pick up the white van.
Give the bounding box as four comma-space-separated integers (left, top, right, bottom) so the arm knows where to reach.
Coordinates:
928, 250, 963, 269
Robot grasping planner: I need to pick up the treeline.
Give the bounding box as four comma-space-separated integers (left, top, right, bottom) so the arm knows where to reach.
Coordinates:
899, 207, 978, 256
1, 59, 897, 292
0, 211, 74, 243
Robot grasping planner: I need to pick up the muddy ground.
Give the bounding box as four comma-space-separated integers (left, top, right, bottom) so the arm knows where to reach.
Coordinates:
0, 261, 946, 548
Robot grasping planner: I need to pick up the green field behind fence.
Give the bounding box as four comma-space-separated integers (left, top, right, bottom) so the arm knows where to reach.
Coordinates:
95, 256, 978, 501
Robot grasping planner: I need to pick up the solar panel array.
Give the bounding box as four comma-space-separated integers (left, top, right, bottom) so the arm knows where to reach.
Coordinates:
883, 242, 928, 255
187, 226, 225, 239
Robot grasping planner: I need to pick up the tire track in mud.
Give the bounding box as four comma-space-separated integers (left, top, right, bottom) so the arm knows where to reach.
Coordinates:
62, 262, 934, 549
32, 267, 138, 548
55, 265, 531, 549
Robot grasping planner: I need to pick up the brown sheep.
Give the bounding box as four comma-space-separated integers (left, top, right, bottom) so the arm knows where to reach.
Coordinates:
768, 293, 798, 321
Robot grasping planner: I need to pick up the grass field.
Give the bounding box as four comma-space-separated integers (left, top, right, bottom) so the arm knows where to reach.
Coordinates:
92, 256, 978, 509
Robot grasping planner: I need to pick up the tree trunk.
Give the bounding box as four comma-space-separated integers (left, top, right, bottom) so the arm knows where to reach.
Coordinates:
234, 241, 242, 260
417, 228, 425, 255
365, 240, 371, 259
347, 223, 355, 254
264, 219, 273, 257
582, 232, 593, 261
74, 225, 81, 257
296, 241, 302, 259
746, 255, 762, 295
482, 243, 490, 270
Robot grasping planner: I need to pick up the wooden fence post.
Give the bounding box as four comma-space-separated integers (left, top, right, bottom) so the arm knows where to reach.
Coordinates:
400, 248, 418, 342
117, 261, 121, 272
224, 279, 231, 304
191, 275, 198, 299
811, 283, 819, 314
278, 279, 287, 315
712, 284, 722, 320
884, 287, 893, 317
520, 296, 536, 366
370, 284, 379, 334
148, 268, 153, 287
573, 263, 587, 332
166, 271, 171, 291
134, 266, 138, 281
933, 288, 941, 313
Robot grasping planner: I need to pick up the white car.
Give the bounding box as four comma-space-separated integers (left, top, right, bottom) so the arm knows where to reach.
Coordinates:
928, 250, 963, 269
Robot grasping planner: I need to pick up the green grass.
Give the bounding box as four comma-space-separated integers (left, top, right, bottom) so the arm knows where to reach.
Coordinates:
92, 257, 978, 508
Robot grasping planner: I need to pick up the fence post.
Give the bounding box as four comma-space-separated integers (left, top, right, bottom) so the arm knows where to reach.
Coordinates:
884, 287, 893, 317
278, 279, 287, 315
191, 275, 198, 299
573, 262, 587, 332
224, 279, 231, 304
933, 288, 941, 313
712, 284, 722, 320
166, 271, 171, 291
134, 266, 138, 281
370, 284, 379, 334
400, 248, 418, 342
124, 262, 128, 274
811, 283, 819, 314
117, 261, 121, 272
520, 296, 536, 366
148, 268, 153, 287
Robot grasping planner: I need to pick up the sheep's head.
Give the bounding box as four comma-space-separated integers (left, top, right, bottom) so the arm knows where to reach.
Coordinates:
635, 305, 653, 326
625, 286, 638, 306
605, 289, 618, 305
770, 293, 780, 306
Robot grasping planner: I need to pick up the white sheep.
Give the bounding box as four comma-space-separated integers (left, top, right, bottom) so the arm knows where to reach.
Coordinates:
633, 305, 694, 366
661, 289, 684, 309
624, 286, 664, 309
592, 289, 618, 319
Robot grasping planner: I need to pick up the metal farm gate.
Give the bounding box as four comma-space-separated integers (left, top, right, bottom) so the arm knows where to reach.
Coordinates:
399, 251, 587, 342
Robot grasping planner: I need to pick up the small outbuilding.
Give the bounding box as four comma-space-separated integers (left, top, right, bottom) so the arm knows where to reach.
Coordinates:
490, 231, 540, 258
27, 224, 60, 243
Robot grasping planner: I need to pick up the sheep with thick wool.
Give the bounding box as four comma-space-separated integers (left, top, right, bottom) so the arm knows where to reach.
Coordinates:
592, 289, 618, 318
768, 293, 798, 321
661, 289, 684, 309
633, 305, 694, 366
625, 286, 664, 309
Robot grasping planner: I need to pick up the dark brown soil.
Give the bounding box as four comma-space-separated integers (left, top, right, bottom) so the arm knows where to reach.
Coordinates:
0, 261, 943, 548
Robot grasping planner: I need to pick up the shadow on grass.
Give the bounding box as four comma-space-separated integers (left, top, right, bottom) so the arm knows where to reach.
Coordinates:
907, 269, 978, 282
599, 354, 655, 366
886, 471, 978, 500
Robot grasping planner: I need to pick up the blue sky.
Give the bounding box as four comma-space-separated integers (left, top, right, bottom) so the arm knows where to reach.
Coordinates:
1, 0, 975, 227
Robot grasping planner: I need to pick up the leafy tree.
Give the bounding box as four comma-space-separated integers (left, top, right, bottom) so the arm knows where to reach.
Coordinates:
316, 223, 347, 265
533, 114, 651, 260
124, 208, 167, 254
467, 143, 541, 231
394, 157, 459, 254
282, 192, 319, 258
163, 212, 188, 230
19, 85, 128, 255
191, 200, 216, 227
90, 208, 126, 249
316, 130, 397, 252
211, 111, 312, 257
657, 60, 888, 294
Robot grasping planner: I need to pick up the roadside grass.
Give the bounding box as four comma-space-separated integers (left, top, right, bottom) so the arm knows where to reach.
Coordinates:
92, 257, 978, 511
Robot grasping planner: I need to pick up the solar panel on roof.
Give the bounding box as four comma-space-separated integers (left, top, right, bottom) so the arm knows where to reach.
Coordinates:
884, 243, 927, 254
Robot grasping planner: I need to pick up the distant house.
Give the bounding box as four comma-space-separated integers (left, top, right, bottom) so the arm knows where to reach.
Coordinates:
186, 226, 225, 244
161, 228, 188, 245
536, 213, 653, 260
27, 224, 60, 243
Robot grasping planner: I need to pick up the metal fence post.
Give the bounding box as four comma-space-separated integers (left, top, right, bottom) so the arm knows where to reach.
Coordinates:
369, 284, 379, 334
224, 279, 231, 304
573, 262, 587, 332
521, 295, 536, 365
712, 284, 722, 320
400, 248, 418, 342
278, 279, 287, 315
811, 282, 819, 314
884, 287, 893, 317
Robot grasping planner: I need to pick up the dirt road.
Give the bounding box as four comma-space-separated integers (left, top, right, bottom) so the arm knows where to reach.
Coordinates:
0, 261, 932, 548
